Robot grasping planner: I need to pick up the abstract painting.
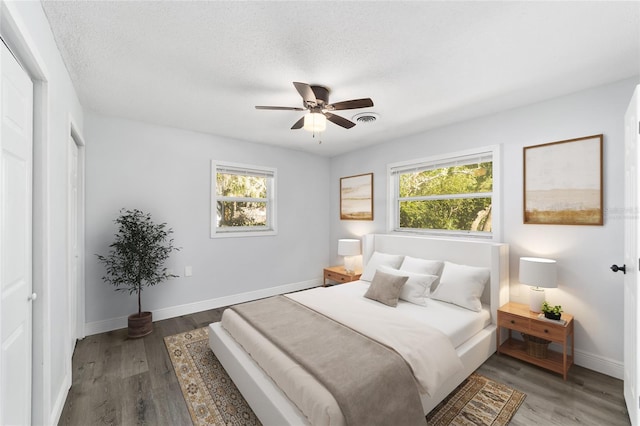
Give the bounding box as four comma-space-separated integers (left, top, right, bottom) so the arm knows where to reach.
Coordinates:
524, 135, 603, 225
340, 173, 373, 220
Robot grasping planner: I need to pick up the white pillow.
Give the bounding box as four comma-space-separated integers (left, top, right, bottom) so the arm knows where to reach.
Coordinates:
360, 251, 404, 282
378, 265, 438, 306
430, 261, 490, 312
399, 256, 444, 290
399, 256, 444, 276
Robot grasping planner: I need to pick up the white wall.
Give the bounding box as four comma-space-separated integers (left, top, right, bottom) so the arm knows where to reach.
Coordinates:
330, 77, 640, 378
1, 1, 85, 424
84, 113, 330, 333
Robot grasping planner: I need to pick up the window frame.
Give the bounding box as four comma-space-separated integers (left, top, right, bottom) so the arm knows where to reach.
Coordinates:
211, 160, 277, 238
387, 145, 501, 240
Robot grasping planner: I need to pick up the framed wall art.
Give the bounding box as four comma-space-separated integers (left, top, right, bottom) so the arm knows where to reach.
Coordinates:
523, 134, 603, 225
340, 173, 373, 220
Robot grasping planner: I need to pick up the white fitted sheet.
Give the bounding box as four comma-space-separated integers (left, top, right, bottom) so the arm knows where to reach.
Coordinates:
332, 281, 491, 348
220, 282, 489, 426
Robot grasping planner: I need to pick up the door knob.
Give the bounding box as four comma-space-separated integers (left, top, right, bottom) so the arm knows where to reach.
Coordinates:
610, 264, 626, 274
28, 292, 37, 301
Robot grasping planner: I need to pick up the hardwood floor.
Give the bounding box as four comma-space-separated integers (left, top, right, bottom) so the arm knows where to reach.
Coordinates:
477, 354, 629, 425
59, 309, 630, 425
58, 308, 225, 426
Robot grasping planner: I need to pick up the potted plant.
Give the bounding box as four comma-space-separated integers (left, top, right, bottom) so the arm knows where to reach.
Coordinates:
541, 301, 563, 320
97, 209, 179, 338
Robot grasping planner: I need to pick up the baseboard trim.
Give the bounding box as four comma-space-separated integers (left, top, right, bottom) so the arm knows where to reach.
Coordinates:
574, 348, 623, 380
84, 281, 625, 381
50, 370, 71, 425
84, 279, 321, 336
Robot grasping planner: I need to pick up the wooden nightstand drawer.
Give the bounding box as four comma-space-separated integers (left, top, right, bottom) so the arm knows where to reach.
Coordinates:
530, 321, 565, 341
498, 312, 530, 333
325, 270, 350, 283
323, 266, 362, 286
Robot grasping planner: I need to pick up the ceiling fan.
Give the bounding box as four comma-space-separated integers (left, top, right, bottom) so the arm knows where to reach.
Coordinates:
255, 82, 374, 131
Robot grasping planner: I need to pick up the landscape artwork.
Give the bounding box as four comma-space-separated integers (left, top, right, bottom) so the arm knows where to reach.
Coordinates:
340, 173, 373, 220
524, 135, 603, 225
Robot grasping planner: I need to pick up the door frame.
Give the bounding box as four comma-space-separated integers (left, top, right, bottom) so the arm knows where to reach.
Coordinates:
68, 120, 86, 344
1, 3, 52, 425
624, 85, 640, 426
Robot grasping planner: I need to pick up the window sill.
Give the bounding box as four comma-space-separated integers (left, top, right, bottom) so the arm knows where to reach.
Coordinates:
210, 229, 277, 239
390, 229, 493, 240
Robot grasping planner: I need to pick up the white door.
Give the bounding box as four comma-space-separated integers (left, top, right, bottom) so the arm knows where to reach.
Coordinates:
0, 41, 34, 425
624, 84, 640, 425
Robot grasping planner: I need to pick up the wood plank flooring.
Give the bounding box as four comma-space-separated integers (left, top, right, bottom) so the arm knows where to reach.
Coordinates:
59, 308, 630, 425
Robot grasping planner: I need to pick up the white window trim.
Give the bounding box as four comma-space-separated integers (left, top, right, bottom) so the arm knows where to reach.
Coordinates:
387, 145, 502, 241
211, 160, 277, 238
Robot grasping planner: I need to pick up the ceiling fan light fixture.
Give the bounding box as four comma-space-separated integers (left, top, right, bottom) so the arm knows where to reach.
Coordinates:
303, 112, 326, 132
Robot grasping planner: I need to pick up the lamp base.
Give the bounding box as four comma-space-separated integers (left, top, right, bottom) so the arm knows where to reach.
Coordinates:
529, 287, 546, 312
344, 256, 356, 275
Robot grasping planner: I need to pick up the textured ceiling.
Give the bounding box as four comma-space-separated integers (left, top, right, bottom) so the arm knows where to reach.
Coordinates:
41, 1, 640, 157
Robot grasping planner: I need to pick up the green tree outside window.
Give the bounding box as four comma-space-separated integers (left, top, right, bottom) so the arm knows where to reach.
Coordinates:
397, 162, 493, 233
216, 173, 268, 228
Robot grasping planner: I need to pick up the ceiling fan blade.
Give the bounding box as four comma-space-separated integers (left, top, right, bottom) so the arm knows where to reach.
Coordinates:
255, 106, 305, 111
327, 98, 374, 111
293, 82, 317, 106
324, 112, 356, 129
291, 116, 305, 129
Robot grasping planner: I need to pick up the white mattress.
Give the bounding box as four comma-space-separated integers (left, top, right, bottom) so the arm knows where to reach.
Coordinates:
332, 281, 491, 348
220, 282, 490, 426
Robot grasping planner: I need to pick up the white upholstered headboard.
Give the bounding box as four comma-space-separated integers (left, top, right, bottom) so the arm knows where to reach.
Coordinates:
362, 234, 509, 324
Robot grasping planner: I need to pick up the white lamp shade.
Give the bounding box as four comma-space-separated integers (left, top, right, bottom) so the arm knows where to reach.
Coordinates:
338, 239, 361, 256
303, 112, 326, 132
519, 257, 557, 289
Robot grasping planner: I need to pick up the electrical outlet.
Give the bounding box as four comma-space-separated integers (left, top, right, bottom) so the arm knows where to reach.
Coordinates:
185, 266, 193, 277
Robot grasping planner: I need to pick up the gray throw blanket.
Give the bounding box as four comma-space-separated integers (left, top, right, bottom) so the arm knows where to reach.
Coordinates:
231, 296, 426, 426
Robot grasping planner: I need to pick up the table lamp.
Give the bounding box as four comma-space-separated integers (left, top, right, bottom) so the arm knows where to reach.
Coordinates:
338, 239, 360, 275
519, 257, 557, 312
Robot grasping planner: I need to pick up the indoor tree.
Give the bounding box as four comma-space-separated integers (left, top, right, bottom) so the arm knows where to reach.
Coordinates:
96, 208, 179, 337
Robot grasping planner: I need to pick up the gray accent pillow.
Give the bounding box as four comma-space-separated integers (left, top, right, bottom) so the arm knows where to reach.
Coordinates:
364, 269, 409, 307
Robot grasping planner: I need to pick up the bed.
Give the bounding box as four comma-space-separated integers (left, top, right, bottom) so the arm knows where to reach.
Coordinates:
208, 233, 509, 425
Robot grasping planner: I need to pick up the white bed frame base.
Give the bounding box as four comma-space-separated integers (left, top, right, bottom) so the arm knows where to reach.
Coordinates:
209, 234, 509, 425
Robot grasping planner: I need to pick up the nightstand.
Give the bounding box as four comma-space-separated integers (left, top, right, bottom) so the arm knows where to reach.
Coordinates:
497, 302, 574, 380
323, 266, 362, 287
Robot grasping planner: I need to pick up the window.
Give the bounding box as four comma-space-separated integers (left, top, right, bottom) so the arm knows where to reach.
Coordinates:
388, 146, 499, 238
211, 161, 276, 237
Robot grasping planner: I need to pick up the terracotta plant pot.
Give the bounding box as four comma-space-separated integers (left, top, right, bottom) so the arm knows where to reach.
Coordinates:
128, 311, 153, 338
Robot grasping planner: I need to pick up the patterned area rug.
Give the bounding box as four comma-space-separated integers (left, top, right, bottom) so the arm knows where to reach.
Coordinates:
164, 327, 260, 425
426, 373, 526, 425
165, 327, 525, 426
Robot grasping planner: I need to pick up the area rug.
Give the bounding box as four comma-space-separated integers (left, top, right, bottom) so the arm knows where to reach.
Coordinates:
165, 327, 525, 426
426, 373, 526, 425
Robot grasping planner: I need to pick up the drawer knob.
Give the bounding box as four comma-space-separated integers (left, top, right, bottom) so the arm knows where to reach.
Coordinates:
510, 320, 515, 324
544, 329, 549, 333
